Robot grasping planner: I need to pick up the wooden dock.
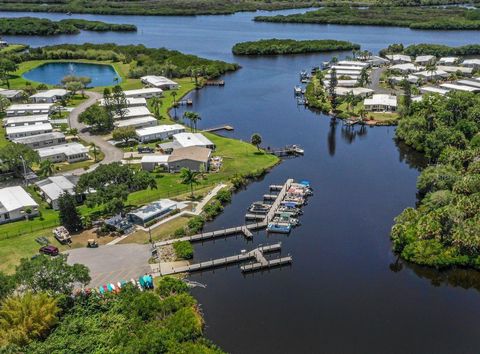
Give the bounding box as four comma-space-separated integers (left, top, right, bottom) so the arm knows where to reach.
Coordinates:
205, 80, 225, 86
269, 146, 303, 157
245, 213, 265, 221
156, 243, 289, 275
265, 179, 294, 222
203, 125, 234, 133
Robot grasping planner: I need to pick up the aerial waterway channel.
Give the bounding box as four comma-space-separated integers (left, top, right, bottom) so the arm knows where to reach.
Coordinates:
2, 9, 480, 353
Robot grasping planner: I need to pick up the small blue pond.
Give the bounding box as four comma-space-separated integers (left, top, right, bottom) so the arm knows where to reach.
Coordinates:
23, 62, 121, 87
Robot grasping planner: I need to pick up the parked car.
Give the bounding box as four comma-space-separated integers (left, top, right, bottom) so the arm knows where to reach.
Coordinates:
39, 245, 59, 256
138, 146, 154, 153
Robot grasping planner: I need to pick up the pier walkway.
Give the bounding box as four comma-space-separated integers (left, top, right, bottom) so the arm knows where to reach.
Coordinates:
152, 243, 291, 275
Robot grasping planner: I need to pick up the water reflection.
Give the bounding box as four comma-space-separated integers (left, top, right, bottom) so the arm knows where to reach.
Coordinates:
395, 139, 428, 170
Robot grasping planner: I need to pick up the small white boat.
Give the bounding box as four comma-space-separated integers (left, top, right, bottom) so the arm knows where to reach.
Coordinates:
292, 145, 304, 155
294, 86, 303, 95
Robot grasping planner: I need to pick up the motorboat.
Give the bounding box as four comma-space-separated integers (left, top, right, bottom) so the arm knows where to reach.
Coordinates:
248, 202, 271, 214
294, 85, 303, 95
291, 145, 304, 155
267, 222, 292, 234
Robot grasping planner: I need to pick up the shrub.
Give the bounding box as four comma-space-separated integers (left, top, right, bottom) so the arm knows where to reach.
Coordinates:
186, 216, 205, 235
203, 200, 223, 221
174, 227, 186, 238
215, 188, 232, 204
173, 241, 194, 260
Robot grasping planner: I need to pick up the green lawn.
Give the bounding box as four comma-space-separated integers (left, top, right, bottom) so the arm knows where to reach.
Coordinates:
0, 44, 27, 54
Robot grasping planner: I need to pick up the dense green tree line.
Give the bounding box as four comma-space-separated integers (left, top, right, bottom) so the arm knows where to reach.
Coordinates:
254, 6, 480, 30
232, 39, 360, 55
4, 43, 238, 79
0, 17, 136, 35
402, 43, 480, 57
0, 255, 222, 353
0, 0, 477, 16
391, 91, 480, 269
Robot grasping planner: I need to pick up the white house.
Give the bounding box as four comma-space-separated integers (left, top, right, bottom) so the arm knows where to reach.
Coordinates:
136, 124, 185, 143
0, 89, 24, 101
368, 55, 390, 66
172, 132, 215, 150
6, 123, 53, 140
140, 76, 179, 90
335, 87, 374, 97
114, 116, 158, 129
415, 55, 436, 65
168, 146, 212, 173
385, 54, 412, 63
127, 199, 178, 226
363, 94, 397, 112
440, 83, 480, 93
389, 75, 420, 85
3, 114, 50, 127
438, 57, 459, 65
419, 86, 450, 96
462, 59, 480, 68
415, 70, 448, 81
0, 186, 39, 224
123, 88, 163, 99
114, 106, 153, 120
337, 60, 370, 68
6, 103, 54, 117
437, 65, 473, 76
328, 69, 363, 77
12, 132, 66, 149
30, 89, 69, 103
457, 80, 480, 89
140, 155, 170, 172
330, 65, 364, 72
36, 143, 89, 163
36, 175, 79, 210
99, 97, 147, 107
390, 63, 420, 73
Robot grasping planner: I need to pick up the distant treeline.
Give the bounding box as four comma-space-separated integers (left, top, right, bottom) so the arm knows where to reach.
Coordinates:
4, 43, 239, 79
0, 17, 136, 35
380, 43, 480, 57
254, 6, 480, 30
0, 0, 478, 16
232, 39, 360, 55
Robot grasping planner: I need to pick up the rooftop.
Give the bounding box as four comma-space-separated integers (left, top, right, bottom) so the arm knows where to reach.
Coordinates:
12, 132, 65, 145
136, 124, 185, 137
36, 175, 77, 201
114, 116, 157, 128
30, 89, 69, 99
128, 199, 177, 221
364, 94, 397, 107
141, 75, 178, 86
123, 87, 163, 96
6, 103, 54, 111
3, 114, 50, 126
6, 123, 53, 135
98, 97, 147, 107
169, 146, 212, 163
114, 106, 152, 119
141, 155, 170, 163
440, 83, 480, 92
0, 186, 38, 213
385, 54, 411, 62
419, 86, 450, 95
0, 89, 23, 98
36, 143, 88, 158
415, 55, 435, 62
173, 132, 214, 148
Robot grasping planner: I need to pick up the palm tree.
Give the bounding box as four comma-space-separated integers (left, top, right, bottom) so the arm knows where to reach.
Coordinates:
90, 143, 98, 162
358, 108, 367, 122
425, 63, 438, 82
0, 292, 59, 347
344, 92, 355, 112
183, 111, 194, 130
190, 112, 201, 132
151, 97, 163, 119
180, 168, 199, 198
38, 159, 55, 177
171, 91, 178, 105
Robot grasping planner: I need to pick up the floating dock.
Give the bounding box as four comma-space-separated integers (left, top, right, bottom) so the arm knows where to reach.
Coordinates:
203, 125, 234, 133
155, 243, 290, 275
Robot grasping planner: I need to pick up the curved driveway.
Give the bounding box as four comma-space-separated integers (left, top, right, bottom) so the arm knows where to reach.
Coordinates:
67, 91, 123, 175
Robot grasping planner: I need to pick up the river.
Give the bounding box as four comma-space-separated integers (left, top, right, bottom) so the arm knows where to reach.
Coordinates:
2, 10, 480, 353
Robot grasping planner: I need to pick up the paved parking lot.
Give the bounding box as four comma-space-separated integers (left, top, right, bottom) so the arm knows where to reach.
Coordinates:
66, 244, 152, 288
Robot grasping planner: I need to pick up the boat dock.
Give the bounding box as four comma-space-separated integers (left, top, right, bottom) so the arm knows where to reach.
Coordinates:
245, 213, 265, 221
203, 125, 234, 133
269, 145, 304, 157
155, 242, 291, 275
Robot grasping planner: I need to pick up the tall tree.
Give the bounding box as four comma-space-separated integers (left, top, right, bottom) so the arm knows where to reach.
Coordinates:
0, 58, 17, 88
58, 192, 83, 232
151, 96, 163, 119
180, 168, 199, 197
112, 126, 136, 145
401, 78, 412, 116
0, 292, 59, 347
111, 85, 128, 119
79, 105, 113, 133
328, 68, 338, 111
0, 143, 39, 177
251, 133, 262, 151
0, 95, 10, 114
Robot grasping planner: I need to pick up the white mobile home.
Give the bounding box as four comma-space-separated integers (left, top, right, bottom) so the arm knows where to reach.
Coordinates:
335, 87, 374, 98
168, 146, 212, 173
12, 132, 66, 149
385, 54, 411, 63
140, 76, 179, 90
114, 106, 153, 120
438, 57, 459, 65
99, 97, 147, 107
140, 155, 170, 172
364, 94, 397, 112
457, 80, 480, 89
36, 175, 79, 210
462, 59, 480, 68
36, 143, 89, 163
0, 186, 39, 224
172, 133, 215, 150
114, 116, 158, 129
390, 63, 420, 73
123, 88, 163, 99
415, 55, 436, 65
437, 66, 473, 76
6, 103, 54, 117
415, 70, 448, 81
440, 83, 480, 93
0, 89, 24, 101
3, 114, 50, 127
419, 86, 450, 95
337, 60, 370, 68
136, 124, 185, 143
30, 89, 69, 103
6, 123, 53, 140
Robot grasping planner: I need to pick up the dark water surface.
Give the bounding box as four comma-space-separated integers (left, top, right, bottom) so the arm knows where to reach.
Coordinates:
2, 10, 480, 353
23, 62, 121, 87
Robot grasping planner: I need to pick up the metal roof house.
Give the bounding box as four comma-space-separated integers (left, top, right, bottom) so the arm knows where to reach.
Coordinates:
98, 97, 147, 107
6, 123, 53, 140
114, 106, 153, 120
12, 132, 66, 149
6, 103, 54, 117
140, 76, 179, 90
36, 143, 89, 163
385, 54, 412, 63
437, 65, 473, 76
415, 55, 436, 65
415, 70, 449, 81
136, 124, 185, 143
172, 133, 215, 150
462, 59, 480, 68
0, 186, 39, 224
419, 86, 450, 96
36, 175, 79, 210
390, 63, 420, 73
123, 88, 163, 99
0, 89, 24, 101
140, 155, 170, 172
127, 199, 178, 226
30, 89, 69, 103
114, 116, 158, 129
335, 87, 374, 97
440, 83, 480, 93
168, 146, 212, 173
3, 114, 50, 127
364, 94, 397, 112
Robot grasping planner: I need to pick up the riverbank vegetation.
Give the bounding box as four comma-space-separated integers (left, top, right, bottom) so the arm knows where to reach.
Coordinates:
381, 42, 480, 58
0, 17, 136, 35
254, 6, 480, 30
0, 255, 222, 352
0, 0, 476, 16
232, 39, 360, 55
391, 91, 480, 269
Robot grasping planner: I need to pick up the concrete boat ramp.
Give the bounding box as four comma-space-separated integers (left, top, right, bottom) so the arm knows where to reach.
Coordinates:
153, 242, 292, 276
